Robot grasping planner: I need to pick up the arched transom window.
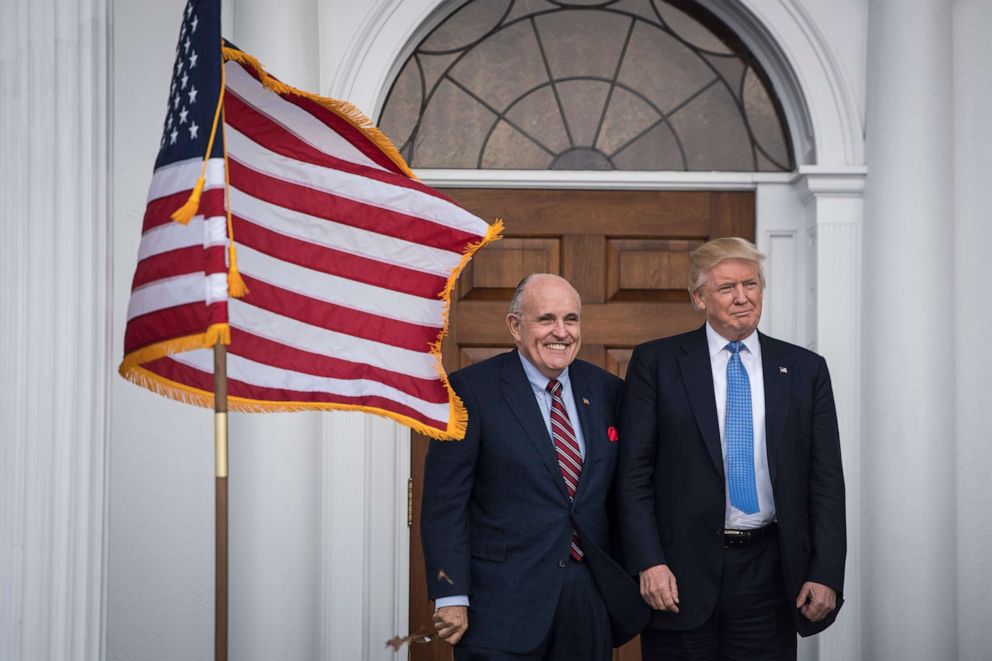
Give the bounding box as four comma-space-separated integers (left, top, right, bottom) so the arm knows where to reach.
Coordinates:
379, 0, 793, 171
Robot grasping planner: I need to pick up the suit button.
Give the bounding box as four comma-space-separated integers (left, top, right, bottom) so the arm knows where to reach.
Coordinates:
558, 559, 567, 568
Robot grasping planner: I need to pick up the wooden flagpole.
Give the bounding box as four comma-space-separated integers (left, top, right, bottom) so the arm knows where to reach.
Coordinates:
214, 342, 229, 661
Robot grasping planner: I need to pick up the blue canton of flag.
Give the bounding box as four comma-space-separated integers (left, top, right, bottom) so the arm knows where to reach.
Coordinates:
156, 0, 223, 169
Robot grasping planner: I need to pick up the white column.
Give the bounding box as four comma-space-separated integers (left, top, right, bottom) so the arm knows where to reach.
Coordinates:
952, 2, 992, 659
862, 1, 956, 659
228, 2, 323, 660
0, 0, 110, 659
795, 168, 865, 661
321, 413, 411, 661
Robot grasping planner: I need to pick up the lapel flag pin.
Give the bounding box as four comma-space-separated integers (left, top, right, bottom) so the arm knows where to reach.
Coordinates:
779, 366, 788, 374
582, 397, 590, 406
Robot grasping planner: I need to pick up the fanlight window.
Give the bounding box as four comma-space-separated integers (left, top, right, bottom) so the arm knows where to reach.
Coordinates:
379, 0, 793, 171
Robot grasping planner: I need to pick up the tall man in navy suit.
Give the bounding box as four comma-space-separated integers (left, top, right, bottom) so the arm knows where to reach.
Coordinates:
618, 238, 846, 660
422, 273, 644, 660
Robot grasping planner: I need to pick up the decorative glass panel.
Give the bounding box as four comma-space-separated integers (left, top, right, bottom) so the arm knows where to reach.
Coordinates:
379, 0, 794, 171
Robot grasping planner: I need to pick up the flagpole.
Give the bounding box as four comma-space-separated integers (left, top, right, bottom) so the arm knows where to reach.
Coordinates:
214, 342, 229, 661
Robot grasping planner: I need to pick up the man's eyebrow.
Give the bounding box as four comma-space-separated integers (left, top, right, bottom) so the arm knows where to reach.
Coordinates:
534, 312, 555, 321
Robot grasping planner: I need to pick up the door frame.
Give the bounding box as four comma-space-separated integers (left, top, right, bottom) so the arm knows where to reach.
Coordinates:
389, 169, 821, 661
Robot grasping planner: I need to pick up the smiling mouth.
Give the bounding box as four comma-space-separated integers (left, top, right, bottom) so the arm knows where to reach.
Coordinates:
545, 343, 570, 351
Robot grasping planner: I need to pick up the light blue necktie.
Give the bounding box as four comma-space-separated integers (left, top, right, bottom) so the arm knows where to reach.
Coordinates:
726, 341, 759, 514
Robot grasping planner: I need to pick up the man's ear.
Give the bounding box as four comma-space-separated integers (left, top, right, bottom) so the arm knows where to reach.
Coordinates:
506, 313, 522, 342
691, 290, 706, 312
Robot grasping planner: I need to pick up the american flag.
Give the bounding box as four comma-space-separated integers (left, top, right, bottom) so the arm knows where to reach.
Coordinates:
120, 0, 500, 440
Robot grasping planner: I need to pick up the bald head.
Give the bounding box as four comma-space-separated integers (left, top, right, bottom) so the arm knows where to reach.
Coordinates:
509, 273, 581, 317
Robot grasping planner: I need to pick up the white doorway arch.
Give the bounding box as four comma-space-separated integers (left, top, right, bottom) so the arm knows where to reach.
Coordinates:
319, 2, 865, 659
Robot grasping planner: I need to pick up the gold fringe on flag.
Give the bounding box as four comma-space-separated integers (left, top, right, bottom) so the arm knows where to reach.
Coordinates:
119, 323, 232, 376
431, 218, 505, 441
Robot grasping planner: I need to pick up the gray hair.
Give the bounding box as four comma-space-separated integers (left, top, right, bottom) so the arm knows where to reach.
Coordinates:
508, 273, 581, 317
688, 237, 766, 310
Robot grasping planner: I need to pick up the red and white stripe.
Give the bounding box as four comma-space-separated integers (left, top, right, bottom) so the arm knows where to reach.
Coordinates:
121, 56, 493, 437
125, 157, 228, 353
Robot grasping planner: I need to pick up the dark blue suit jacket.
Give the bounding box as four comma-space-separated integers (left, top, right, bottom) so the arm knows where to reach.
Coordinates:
618, 326, 846, 637
421, 350, 635, 652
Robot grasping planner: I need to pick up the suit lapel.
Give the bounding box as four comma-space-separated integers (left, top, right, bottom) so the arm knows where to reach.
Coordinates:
678, 327, 724, 478
570, 363, 599, 505
759, 333, 790, 483
500, 352, 569, 502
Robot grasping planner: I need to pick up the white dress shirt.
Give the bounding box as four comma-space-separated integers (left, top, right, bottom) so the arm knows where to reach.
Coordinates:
705, 323, 776, 529
518, 351, 586, 458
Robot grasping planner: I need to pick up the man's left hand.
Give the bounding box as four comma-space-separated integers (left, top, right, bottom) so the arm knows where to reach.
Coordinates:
433, 605, 468, 645
796, 581, 836, 622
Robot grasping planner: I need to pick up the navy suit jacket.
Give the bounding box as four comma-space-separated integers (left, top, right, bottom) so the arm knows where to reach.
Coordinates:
422, 350, 645, 652
617, 326, 846, 637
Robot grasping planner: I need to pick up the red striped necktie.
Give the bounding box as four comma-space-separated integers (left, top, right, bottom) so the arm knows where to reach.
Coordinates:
547, 378, 584, 561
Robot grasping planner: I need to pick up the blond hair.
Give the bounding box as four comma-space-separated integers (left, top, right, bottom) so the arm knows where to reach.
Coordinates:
688, 237, 765, 310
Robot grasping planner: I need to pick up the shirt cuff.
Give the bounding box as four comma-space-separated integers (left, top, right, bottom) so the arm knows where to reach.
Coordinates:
435, 595, 469, 609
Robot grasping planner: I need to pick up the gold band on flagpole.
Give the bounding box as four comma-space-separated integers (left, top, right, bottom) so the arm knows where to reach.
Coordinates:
215, 411, 228, 478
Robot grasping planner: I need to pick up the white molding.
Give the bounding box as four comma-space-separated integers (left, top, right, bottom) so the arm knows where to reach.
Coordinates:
796, 180, 864, 661
326, 0, 445, 108
321, 414, 410, 660
793, 165, 867, 201
780, 0, 865, 165
324, 0, 401, 99
0, 0, 111, 658
719, 0, 865, 166
336, 0, 863, 168
322, 413, 369, 661
391, 430, 412, 661
416, 169, 793, 189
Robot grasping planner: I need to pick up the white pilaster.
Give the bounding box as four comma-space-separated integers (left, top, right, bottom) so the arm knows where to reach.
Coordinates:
321, 413, 411, 660
0, 0, 110, 658
228, 2, 324, 659
862, 1, 956, 659
795, 167, 865, 661
952, 1, 992, 659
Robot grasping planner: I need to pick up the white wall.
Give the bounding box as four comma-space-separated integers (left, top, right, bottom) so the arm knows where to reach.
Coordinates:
952, 1, 992, 658
109, 3, 218, 658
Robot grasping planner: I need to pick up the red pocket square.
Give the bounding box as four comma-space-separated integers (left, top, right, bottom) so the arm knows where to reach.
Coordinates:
607, 426, 620, 442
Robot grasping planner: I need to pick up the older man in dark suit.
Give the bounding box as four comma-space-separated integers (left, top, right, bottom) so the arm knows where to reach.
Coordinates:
421, 273, 646, 660
618, 238, 846, 660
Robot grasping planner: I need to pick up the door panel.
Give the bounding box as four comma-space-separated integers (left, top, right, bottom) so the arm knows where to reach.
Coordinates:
410, 189, 755, 661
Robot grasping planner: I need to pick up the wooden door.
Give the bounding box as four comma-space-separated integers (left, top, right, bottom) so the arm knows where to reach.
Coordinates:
409, 189, 755, 660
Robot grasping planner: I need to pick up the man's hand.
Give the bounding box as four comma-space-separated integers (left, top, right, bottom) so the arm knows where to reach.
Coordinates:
796, 581, 837, 622
640, 564, 680, 613
433, 605, 468, 645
